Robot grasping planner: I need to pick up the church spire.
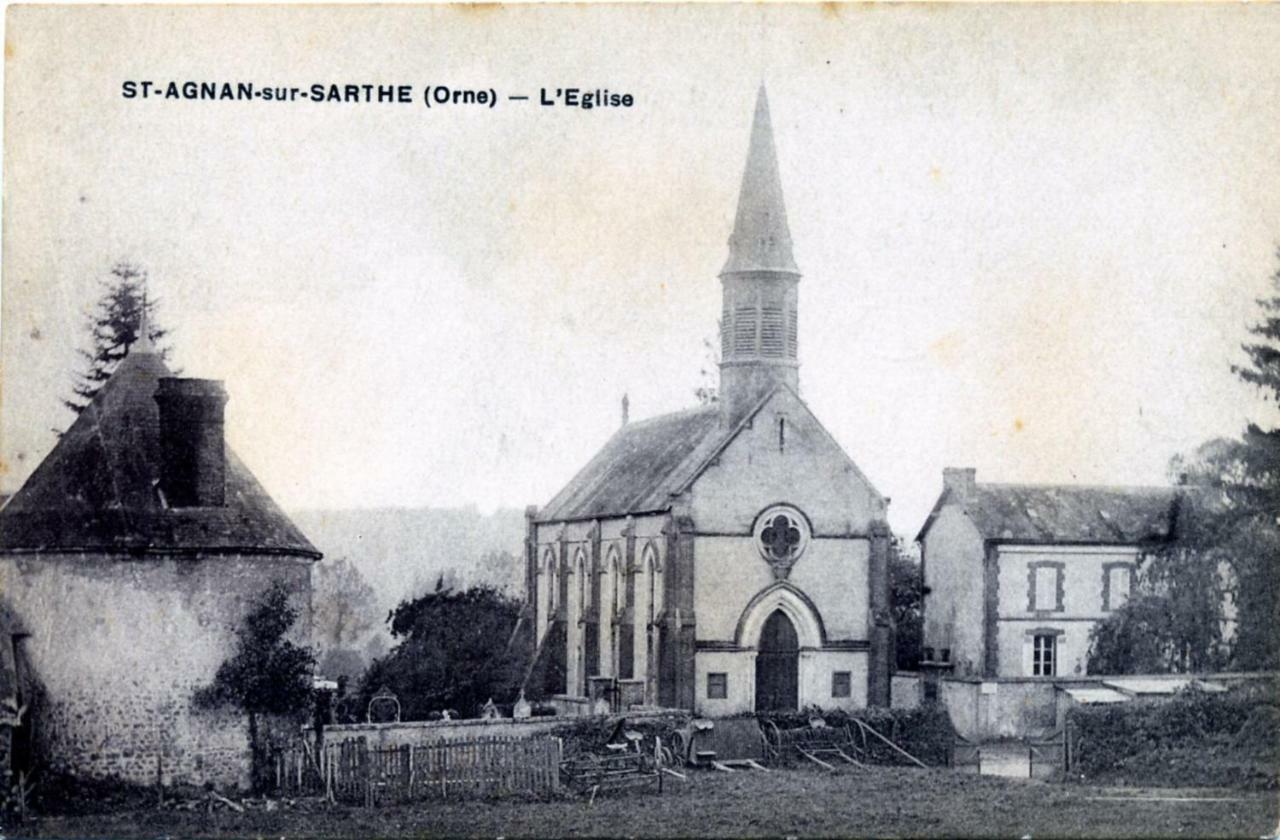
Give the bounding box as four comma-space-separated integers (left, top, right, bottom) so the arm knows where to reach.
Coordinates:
717, 86, 802, 424
721, 85, 798, 277
132, 291, 157, 356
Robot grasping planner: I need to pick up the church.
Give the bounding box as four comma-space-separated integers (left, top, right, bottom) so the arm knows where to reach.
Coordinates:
524, 88, 894, 715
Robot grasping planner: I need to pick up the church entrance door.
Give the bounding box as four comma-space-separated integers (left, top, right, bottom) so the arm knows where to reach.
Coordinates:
754, 610, 799, 711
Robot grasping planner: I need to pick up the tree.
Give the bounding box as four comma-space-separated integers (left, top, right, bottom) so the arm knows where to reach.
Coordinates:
694, 328, 720, 405
313, 557, 382, 684
890, 539, 923, 671
1086, 544, 1230, 674
1089, 251, 1280, 673
194, 581, 316, 789
356, 583, 525, 721
313, 557, 380, 651
64, 262, 172, 415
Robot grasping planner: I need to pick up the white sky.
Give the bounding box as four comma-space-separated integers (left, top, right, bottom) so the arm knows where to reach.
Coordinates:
2, 4, 1278, 536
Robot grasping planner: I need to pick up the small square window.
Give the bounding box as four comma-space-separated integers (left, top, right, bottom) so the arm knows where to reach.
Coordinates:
707, 672, 728, 700
832, 671, 852, 698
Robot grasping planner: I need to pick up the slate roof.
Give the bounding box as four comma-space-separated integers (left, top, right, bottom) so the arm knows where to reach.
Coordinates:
0, 347, 320, 558
919, 481, 1182, 545
537, 404, 725, 523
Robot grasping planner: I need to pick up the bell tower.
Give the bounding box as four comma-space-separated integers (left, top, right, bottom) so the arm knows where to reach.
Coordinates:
719, 85, 801, 424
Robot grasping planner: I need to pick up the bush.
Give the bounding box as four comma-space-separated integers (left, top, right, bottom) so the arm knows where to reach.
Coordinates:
1067, 680, 1280, 789
549, 711, 691, 759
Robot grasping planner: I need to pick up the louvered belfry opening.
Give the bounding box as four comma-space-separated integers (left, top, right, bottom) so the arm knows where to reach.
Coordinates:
717, 85, 802, 423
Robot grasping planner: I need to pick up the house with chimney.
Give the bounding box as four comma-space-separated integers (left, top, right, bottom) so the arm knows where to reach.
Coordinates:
917, 468, 1183, 679
523, 87, 894, 715
0, 326, 320, 788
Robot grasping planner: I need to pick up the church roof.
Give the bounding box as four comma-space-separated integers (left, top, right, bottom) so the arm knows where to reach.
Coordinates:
919, 481, 1182, 545
0, 345, 320, 558
536, 404, 724, 523
720, 85, 799, 277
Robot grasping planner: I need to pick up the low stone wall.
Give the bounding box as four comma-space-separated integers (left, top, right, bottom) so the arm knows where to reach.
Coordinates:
941, 672, 1274, 743
322, 708, 683, 750
890, 672, 922, 710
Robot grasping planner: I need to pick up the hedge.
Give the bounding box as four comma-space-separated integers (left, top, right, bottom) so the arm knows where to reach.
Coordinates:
1067, 679, 1280, 789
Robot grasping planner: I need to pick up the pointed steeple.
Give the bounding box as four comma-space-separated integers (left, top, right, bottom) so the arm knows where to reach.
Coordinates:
132, 295, 157, 356
721, 85, 799, 277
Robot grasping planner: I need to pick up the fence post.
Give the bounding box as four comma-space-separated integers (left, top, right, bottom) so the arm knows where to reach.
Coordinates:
359, 736, 371, 808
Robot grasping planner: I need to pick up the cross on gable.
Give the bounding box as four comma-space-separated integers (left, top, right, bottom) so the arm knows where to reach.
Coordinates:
761, 514, 801, 561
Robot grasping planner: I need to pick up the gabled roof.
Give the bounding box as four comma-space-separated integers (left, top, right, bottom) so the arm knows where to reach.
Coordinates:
0, 347, 320, 558
536, 404, 724, 523
916, 480, 1181, 545
537, 385, 886, 525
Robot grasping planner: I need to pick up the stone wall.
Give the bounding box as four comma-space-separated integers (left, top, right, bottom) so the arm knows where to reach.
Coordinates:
323, 708, 681, 750
0, 552, 313, 789
920, 505, 987, 675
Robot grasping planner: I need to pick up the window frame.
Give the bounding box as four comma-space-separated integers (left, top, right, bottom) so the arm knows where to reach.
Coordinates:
1027, 561, 1066, 613
707, 672, 728, 700
1032, 633, 1057, 677
831, 671, 852, 699
1102, 562, 1135, 612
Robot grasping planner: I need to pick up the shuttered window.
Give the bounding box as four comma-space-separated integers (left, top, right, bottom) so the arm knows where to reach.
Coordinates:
761, 305, 785, 356
733, 305, 756, 353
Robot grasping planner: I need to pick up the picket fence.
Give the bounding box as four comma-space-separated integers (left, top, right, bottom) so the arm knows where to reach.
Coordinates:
274, 734, 563, 805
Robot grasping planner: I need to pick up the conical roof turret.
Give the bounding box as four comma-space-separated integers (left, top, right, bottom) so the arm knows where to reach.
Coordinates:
720, 85, 799, 277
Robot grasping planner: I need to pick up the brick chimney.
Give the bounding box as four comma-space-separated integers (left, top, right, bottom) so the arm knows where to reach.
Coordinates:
155, 378, 228, 507
942, 467, 976, 504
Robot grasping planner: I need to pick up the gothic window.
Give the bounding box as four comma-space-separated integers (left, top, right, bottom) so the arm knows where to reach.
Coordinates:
643, 543, 661, 626
753, 505, 810, 579
608, 546, 622, 617
544, 548, 557, 611
576, 548, 589, 613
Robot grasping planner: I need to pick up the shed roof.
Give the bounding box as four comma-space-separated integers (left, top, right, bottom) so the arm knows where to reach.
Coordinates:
0, 347, 320, 558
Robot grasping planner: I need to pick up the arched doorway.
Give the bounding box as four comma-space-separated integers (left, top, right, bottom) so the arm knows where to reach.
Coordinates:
755, 609, 799, 711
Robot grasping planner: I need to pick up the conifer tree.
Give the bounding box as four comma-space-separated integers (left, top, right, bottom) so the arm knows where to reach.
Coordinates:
64, 262, 172, 415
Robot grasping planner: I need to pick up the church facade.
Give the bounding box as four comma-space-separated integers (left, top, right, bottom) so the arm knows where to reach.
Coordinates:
525, 89, 893, 715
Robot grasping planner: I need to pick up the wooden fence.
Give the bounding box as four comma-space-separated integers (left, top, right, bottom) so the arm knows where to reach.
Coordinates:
274, 734, 562, 805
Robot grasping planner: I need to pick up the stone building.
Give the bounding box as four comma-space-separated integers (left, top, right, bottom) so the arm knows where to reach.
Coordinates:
524, 88, 894, 715
917, 467, 1182, 679
0, 327, 320, 788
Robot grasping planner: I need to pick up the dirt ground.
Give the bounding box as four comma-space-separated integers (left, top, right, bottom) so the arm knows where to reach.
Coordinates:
9, 765, 1278, 839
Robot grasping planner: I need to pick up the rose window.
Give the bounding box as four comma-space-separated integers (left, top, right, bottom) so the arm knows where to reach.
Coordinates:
761, 515, 801, 562
753, 506, 809, 578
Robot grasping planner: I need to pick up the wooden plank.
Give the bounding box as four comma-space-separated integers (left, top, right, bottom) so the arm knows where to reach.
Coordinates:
796, 748, 837, 771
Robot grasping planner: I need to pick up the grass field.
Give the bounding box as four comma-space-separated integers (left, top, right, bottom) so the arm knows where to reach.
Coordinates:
10, 765, 1278, 839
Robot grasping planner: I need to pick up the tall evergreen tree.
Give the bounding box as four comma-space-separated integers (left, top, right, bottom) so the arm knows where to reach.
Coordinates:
64, 262, 172, 415
1090, 251, 1280, 673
